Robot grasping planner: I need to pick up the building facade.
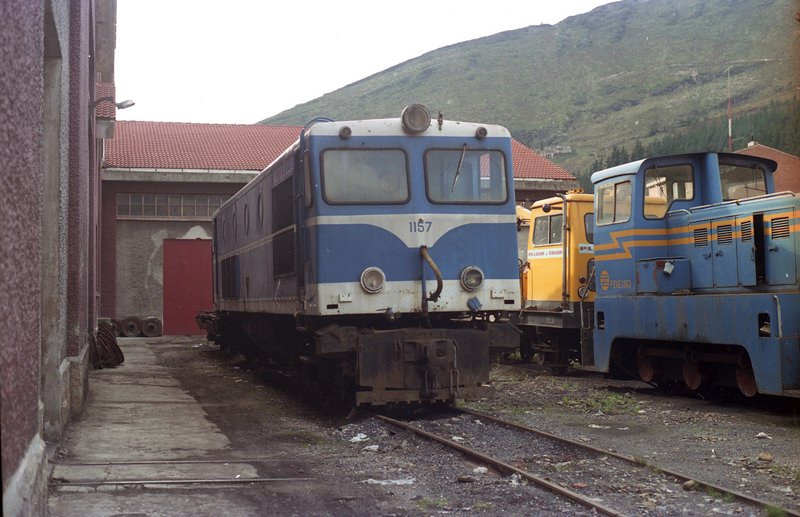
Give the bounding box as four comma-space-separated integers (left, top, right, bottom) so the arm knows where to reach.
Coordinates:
100, 122, 300, 333
1, 1, 115, 514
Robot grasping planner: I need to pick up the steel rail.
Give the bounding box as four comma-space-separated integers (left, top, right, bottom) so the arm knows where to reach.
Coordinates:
460, 407, 800, 517
52, 458, 309, 466
49, 476, 314, 487
374, 413, 626, 517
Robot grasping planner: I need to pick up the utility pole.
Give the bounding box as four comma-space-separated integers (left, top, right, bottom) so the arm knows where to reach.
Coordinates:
726, 66, 732, 152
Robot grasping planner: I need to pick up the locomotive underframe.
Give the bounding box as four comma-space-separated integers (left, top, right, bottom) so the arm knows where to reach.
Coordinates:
199, 311, 500, 405
596, 291, 800, 397
317, 325, 493, 405
515, 301, 595, 370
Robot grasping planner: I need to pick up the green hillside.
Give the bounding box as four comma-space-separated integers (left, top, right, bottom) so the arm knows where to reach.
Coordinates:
261, 0, 799, 181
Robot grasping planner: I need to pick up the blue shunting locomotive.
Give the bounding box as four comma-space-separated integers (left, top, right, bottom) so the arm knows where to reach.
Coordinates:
587, 152, 799, 397
199, 105, 520, 405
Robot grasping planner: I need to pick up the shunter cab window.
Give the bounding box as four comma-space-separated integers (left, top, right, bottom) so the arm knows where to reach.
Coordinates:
643, 164, 694, 219
719, 163, 767, 201
321, 149, 409, 204
424, 149, 507, 204
584, 213, 594, 244
532, 214, 563, 246
596, 181, 632, 226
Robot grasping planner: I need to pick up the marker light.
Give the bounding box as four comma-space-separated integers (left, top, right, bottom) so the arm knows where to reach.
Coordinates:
360, 267, 386, 293
401, 104, 431, 134
460, 266, 484, 292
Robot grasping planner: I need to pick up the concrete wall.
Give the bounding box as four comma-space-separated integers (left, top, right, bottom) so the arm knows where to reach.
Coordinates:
115, 220, 213, 318
101, 181, 245, 321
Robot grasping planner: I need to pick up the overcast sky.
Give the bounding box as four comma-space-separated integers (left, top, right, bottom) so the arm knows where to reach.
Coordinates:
115, 0, 615, 124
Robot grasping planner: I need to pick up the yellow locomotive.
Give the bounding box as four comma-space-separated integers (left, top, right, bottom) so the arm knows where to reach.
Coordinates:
515, 190, 596, 371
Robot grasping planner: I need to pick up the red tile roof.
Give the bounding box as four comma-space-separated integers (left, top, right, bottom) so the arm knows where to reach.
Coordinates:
104, 121, 576, 182
104, 121, 301, 170
511, 140, 575, 180
95, 83, 117, 119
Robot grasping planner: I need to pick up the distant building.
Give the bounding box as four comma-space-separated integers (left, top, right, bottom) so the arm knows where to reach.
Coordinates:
102, 124, 576, 331
735, 143, 800, 193
101, 122, 299, 334
511, 140, 579, 204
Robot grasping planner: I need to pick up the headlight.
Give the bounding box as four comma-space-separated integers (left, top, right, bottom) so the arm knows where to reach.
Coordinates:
460, 266, 484, 292
401, 104, 430, 134
360, 267, 386, 294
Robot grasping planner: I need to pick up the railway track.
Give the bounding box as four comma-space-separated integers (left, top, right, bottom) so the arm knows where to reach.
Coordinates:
374, 407, 798, 516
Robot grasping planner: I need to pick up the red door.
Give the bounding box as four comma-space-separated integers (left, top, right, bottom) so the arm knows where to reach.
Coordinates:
163, 239, 213, 335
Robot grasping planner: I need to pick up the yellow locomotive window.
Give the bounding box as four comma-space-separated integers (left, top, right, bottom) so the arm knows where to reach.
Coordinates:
532, 214, 563, 245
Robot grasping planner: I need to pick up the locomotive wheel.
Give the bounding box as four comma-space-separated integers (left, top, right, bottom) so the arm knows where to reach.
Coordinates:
520, 341, 535, 363
736, 357, 758, 397
681, 360, 706, 391
636, 354, 657, 383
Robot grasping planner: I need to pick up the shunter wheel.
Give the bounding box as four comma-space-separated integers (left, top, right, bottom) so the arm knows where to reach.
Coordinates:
636, 354, 657, 383
736, 355, 758, 397
681, 360, 707, 391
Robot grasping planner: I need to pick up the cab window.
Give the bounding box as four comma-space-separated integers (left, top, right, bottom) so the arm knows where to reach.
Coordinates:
596, 181, 631, 225
720, 163, 767, 200
425, 149, 507, 204
321, 149, 409, 204
643, 164, 693, 219
532, 214, 563, 245
584, 213, 594, 244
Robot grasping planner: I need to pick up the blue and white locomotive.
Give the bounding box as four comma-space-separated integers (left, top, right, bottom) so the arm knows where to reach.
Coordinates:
201, 105, 520, 405
588, 152, 799, 397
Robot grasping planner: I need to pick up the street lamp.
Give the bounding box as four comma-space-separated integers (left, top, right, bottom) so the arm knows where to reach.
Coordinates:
92, 96, 135, 109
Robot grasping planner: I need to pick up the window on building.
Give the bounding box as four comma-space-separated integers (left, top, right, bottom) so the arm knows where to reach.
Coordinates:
116, 193, 230, 219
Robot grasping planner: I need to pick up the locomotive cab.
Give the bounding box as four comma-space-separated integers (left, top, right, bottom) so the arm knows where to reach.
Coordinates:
516, 191, 596, 370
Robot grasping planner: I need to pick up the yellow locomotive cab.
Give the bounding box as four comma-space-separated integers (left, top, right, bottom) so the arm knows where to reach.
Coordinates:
523, 192, 595, 308
515, 190, 596, 369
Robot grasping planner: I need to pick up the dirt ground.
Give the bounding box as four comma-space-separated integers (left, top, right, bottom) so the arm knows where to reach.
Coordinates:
55, 338, 800, 516
180, 341, 800, 515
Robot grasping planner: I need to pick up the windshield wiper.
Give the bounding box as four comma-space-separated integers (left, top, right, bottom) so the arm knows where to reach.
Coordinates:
450, 144, 468, 193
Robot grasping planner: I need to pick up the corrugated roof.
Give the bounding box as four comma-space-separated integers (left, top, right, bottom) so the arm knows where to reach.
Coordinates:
105, 121, 576, 181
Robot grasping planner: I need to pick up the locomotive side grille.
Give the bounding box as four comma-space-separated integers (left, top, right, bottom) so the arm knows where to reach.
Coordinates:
693, 228, 709, 247
717, 224, 733, 245
740, 220, 752, 242
221, 255, 240, 299
771, 217, 790, 239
